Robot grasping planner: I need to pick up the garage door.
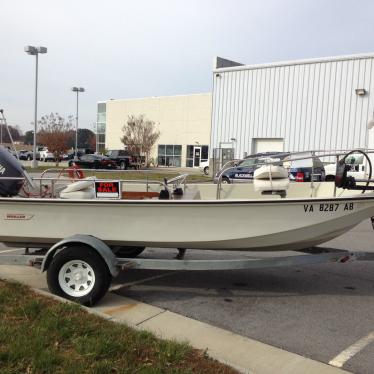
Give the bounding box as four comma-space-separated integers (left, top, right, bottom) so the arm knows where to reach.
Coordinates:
253, 138, 284, 153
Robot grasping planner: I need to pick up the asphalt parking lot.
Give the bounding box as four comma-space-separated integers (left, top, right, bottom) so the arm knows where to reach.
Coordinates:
0, 220, 373, 373
109, 220, 374, 374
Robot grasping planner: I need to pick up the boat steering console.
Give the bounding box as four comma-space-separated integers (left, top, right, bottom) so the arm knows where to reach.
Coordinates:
159, 174, 189, 200
335, 150, 374, 193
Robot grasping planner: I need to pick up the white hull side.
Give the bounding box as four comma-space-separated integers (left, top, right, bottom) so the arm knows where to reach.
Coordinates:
1, 195, 374, 251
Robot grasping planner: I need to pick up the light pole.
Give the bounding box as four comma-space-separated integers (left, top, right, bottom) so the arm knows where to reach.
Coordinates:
24, 45, 47, 168
71, 87, 85, 158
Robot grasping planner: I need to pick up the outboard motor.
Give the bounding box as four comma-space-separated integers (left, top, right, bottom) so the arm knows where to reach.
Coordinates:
0, 146, 25, 196
334, 159, 351, 188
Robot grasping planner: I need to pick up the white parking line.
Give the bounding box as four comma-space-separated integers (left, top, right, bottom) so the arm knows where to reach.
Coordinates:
329, 331, 374, 368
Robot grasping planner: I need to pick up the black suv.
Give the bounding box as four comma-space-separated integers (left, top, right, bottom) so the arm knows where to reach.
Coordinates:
214, 152, 289, 183
106, 150, 137, 170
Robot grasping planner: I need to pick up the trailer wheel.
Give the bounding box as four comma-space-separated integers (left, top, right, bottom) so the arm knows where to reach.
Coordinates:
46, 246, 112, 306
111, 246, 145, 258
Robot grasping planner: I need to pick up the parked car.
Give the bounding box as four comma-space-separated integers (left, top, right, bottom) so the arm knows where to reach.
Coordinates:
106, 149, 141, 170
68, 154, 117, 169
214, 152, 289, 184
199, 160, 210, 175
324, 153, 366, 181
39, 148, 55, 162
18, 150, 33, 161
286, 152, 325, 182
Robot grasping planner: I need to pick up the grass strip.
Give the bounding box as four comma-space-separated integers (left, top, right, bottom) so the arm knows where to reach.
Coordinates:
0, 280, 238, 374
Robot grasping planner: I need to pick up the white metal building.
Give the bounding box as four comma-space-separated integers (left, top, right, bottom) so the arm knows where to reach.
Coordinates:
211, 53, 374, 159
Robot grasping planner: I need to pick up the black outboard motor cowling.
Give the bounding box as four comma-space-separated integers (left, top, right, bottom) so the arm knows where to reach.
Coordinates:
335, 159, 350, 188
0, 146, 25, 196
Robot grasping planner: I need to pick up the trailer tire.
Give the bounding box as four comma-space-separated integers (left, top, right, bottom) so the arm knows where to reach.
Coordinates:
46, 246, 112, 306
111, 246, 145, 258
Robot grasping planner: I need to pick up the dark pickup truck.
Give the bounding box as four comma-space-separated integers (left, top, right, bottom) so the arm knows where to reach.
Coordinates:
106, 149, 138, 170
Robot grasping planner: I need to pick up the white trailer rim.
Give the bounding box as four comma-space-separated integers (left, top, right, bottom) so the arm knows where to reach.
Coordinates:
58, 260, 95, 297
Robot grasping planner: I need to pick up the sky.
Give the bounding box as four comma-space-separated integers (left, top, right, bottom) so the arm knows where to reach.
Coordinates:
1, 0, 374, 133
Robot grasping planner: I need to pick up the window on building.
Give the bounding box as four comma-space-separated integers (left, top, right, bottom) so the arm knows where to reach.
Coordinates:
201, 146, 209, 161
97, 123, 106, 133
96, 102, 106, 153
186, 145, 194, 167
98, 134, 106, 144
158, 145, 182, 167
98, 103, 106, 113
97, 112, 106, 123
186, 145, 209, 167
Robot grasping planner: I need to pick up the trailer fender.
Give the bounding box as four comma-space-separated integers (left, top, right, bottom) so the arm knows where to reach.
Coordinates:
41, 234, 119, 277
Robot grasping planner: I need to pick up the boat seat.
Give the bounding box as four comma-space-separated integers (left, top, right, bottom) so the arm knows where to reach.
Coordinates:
253, 178, 289, 194
60, 187, 95, 199
59, 177, 96, 199
254, 165, 289, 180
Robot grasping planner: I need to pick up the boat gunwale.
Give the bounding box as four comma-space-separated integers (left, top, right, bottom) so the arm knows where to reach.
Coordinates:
0, 195, 374, 205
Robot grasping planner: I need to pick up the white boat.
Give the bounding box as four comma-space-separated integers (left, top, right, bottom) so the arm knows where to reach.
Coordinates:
0, 147, 374, 252
1, 184, 373, 252
2, 146, 374, 305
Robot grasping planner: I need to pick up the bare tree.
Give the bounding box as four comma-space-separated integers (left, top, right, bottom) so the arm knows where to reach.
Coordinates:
121, 114, 160, 166
38, 113, 74, 165
0, 124, 21, 143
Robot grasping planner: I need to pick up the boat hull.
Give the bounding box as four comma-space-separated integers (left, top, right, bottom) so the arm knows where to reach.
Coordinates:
1, 195, 374, 251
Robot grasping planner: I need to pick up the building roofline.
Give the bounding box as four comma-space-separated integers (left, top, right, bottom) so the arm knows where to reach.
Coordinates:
213, 52, 374, 73
97, 92, 212, 104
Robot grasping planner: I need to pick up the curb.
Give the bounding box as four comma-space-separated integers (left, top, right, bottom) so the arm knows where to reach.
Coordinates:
33, 288, 352, 374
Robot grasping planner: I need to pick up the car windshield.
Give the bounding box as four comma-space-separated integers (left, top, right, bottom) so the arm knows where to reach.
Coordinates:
346, 153, 364, 165
238, 158, 257, 167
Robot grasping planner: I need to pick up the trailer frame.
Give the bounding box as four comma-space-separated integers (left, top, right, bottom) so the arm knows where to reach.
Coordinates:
0, 235, 374, 306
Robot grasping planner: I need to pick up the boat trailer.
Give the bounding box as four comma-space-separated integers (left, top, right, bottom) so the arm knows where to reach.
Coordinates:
0, 234, 373, 306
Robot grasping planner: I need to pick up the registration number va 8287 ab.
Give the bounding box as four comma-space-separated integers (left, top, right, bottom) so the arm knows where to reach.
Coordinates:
303, 203, 354, 213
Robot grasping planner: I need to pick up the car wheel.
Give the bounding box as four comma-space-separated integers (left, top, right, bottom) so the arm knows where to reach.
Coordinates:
111, 246, 145, 258
119, 161, 127, 170
222, 177, 230, 184
203, 166, 209, 175
46, 246, 112, 306
27, 155, 32, 161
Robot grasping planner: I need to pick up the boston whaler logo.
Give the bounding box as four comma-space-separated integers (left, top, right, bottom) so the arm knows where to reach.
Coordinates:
0, 163, 5, 175
5, 213, 34, 220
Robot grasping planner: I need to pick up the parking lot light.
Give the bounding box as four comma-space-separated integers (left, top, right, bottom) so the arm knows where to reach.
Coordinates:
24, 45, 47, 168
71, 87, 85, 158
